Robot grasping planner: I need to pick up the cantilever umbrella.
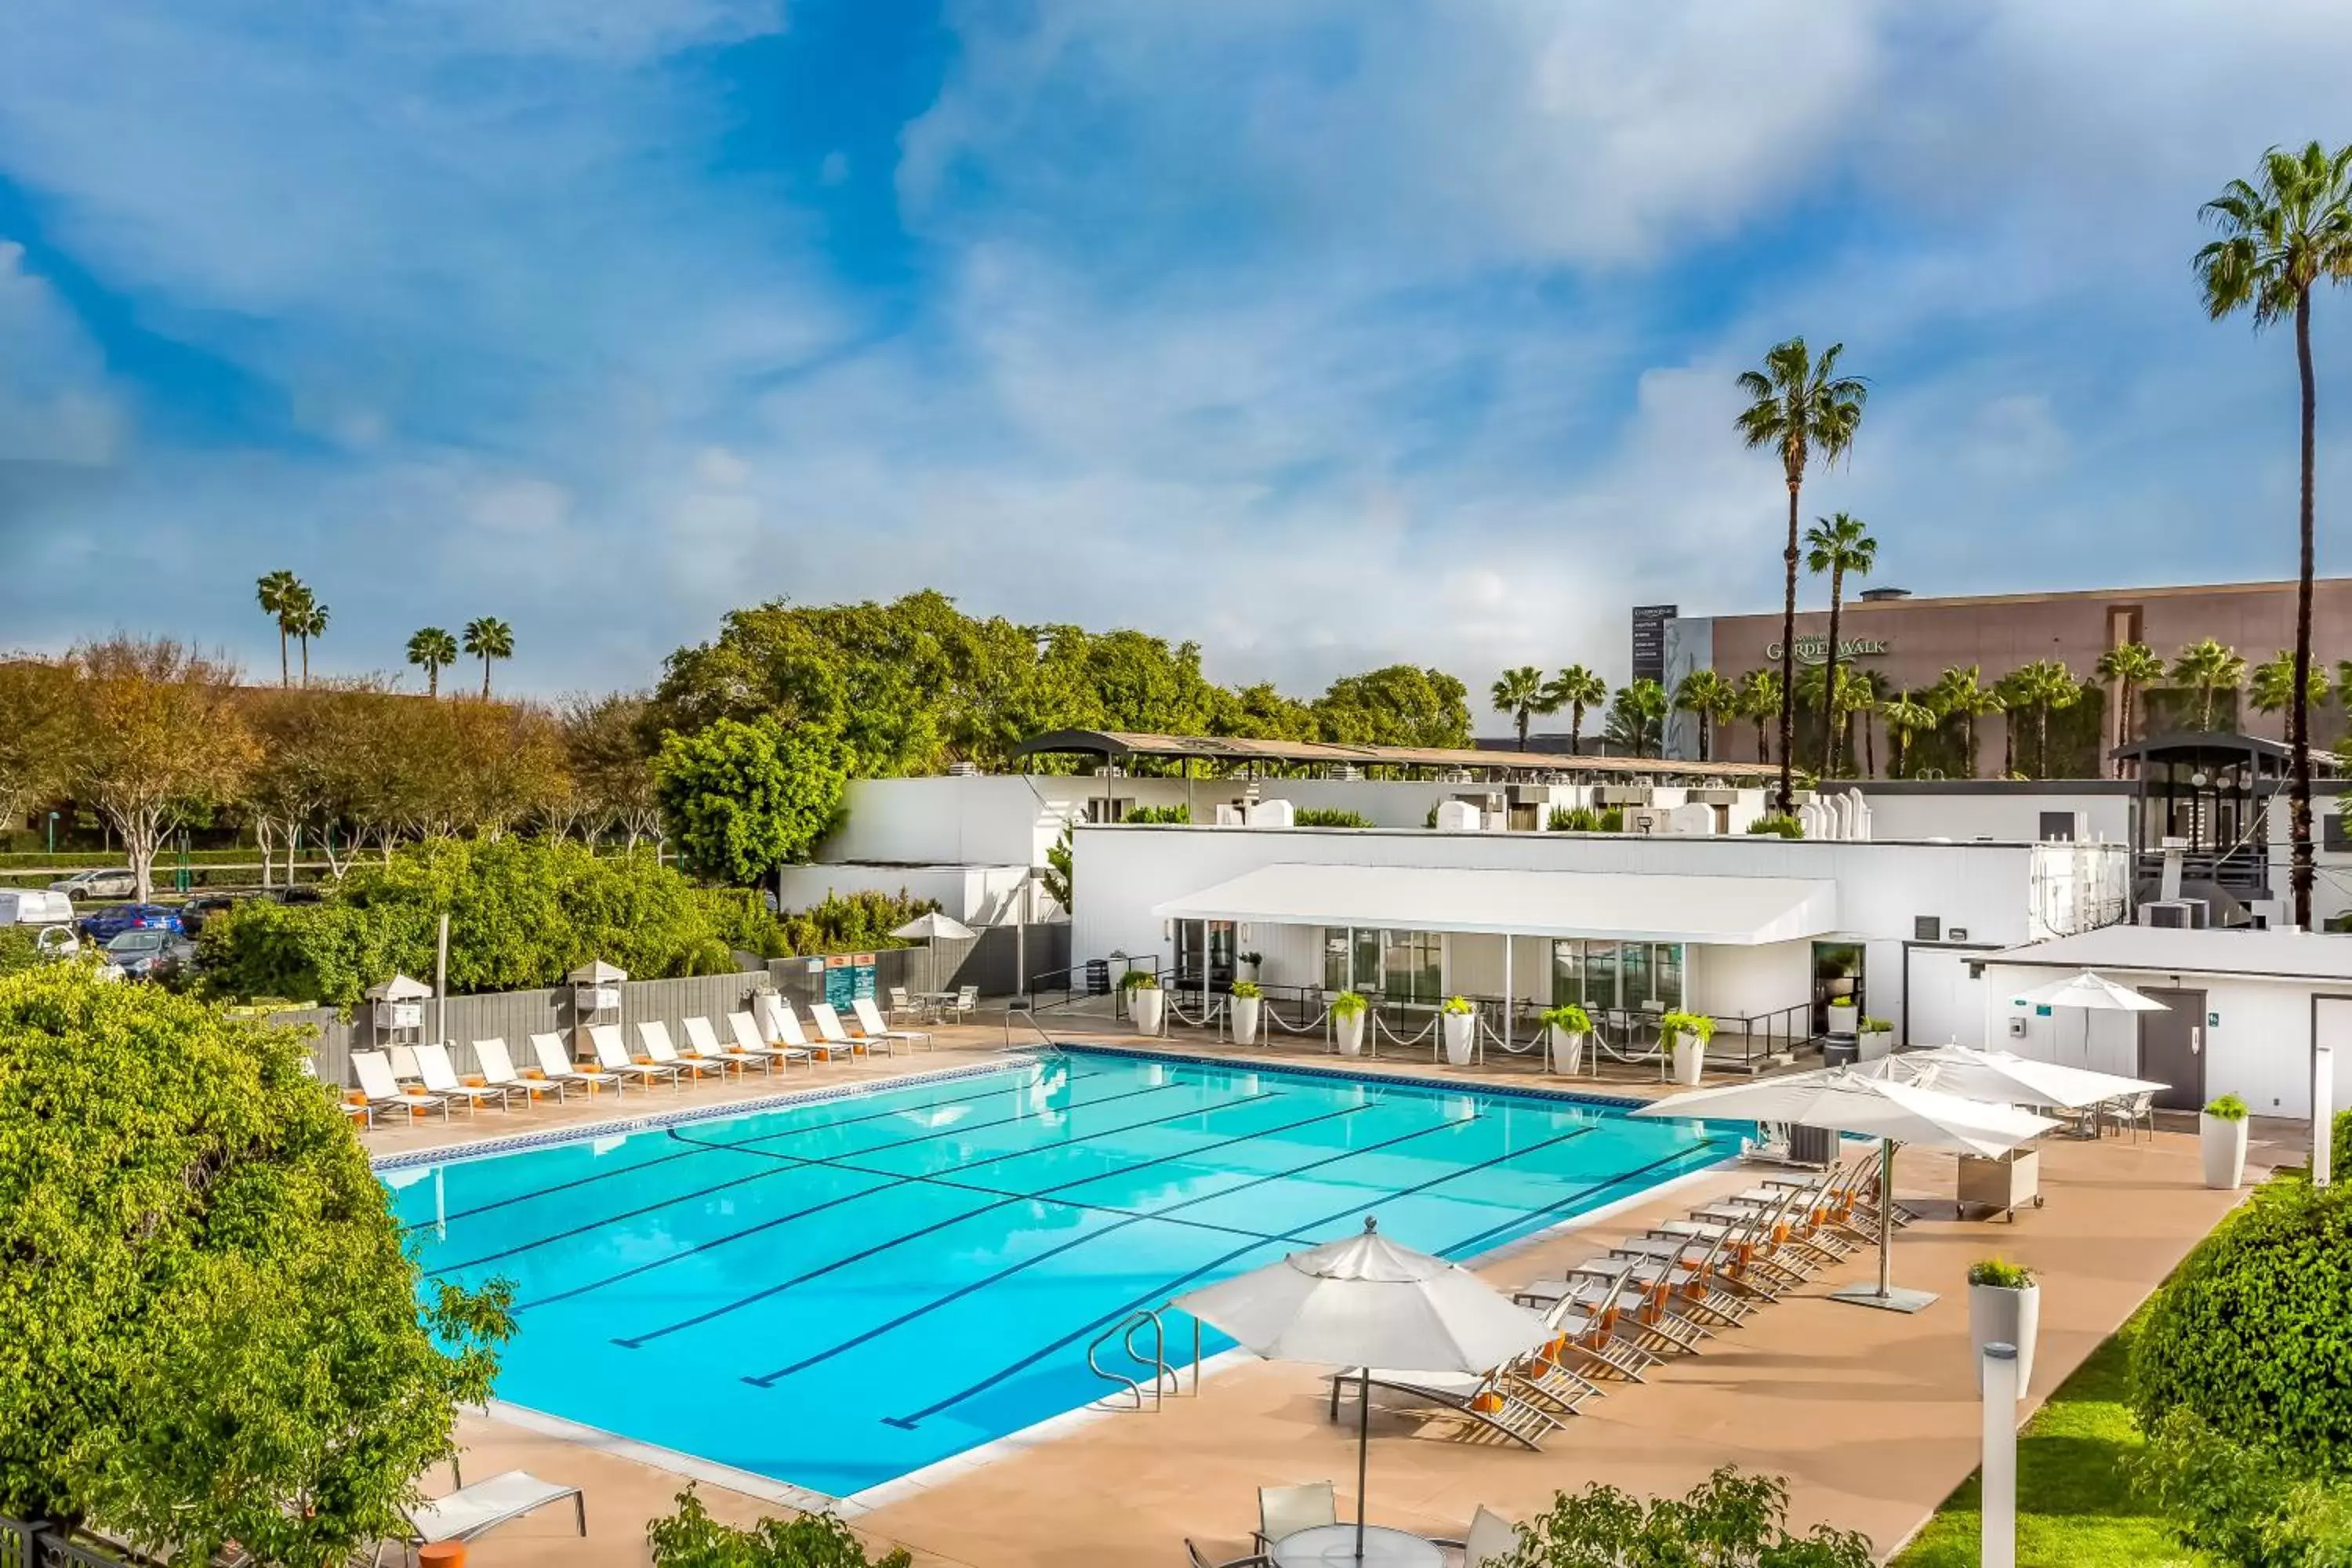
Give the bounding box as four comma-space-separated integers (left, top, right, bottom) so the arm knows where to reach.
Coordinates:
1869, 1044, 2168, 1112
1635, 1068, 2056, 1313
890, 911, 978, 995
1175, 1218, 1548, 1563
2013, 969, 2169, 1069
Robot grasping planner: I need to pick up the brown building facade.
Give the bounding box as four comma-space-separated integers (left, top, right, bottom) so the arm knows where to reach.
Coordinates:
1659, 577, 2352, 778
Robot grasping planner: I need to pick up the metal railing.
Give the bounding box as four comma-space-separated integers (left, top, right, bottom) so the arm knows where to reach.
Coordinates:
2, 1516, 173, 1567
1084, 1307, 1200, 1412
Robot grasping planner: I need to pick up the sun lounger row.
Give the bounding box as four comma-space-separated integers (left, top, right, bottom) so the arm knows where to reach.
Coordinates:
345, 995, 930, 1123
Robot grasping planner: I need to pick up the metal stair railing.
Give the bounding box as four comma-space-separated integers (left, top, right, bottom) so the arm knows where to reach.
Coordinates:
1084, 1307, 1201, 1411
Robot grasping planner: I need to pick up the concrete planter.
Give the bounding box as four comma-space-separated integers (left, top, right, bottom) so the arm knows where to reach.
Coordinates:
2201, 1112, 2249, 1189
1827, 1002, 1860, 1036
1857, 1025, 1893, 1062
1549, 1027, 1587, 1076
1131, 987, 1163, 1036
1670, 1030, 1705, 1086
1968, 1281, 2040, 1393
1442, 1011, 1476, 1066
1335, 1010, 1367, 1057
1232, 995, 1261, 1046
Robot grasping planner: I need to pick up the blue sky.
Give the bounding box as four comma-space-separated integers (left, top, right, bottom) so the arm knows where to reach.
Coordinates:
4, 1, 2352, 719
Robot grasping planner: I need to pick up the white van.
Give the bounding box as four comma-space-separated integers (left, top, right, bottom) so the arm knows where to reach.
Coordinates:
0, 890, 74, 927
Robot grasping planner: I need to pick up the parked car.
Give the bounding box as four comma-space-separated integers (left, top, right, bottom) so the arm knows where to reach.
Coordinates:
49, 867, 137, 900
267, 883, 327, 906
77, 903, 186, 944
177, 893, 248, 937
103, 927, 197, 981
0, 890, 73, 927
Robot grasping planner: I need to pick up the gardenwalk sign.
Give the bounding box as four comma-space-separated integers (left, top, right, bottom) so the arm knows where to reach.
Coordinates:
1766, 634, 1890, 666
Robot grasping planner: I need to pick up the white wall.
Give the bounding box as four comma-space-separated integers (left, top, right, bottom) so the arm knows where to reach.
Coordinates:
1855, 786, 2132, 846
1688, 941, 1813, 1022
1903, 946, 1992, 1048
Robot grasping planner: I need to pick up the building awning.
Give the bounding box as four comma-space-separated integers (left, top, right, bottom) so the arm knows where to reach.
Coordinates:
1152, 862, 1837, 946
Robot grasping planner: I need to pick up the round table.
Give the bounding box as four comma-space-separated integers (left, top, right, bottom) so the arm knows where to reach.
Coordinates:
1269, 1524, 1444, 1566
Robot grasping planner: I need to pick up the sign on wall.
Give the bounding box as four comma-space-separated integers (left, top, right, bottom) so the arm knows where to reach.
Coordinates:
1632, 604, 1677, 684
1765, 634, 1890, 666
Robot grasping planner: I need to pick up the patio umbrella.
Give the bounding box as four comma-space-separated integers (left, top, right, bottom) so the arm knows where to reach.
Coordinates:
1634, 1068, 2057, 1313
1868, 1044, 2168, 1112
891, 911, 978, 995
1174, 1217, 1548, 1563
2012, 969, 2169, 1069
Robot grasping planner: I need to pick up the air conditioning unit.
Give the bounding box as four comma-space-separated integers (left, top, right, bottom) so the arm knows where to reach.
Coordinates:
1326, 764, 1362, 781
946, 760, 981, 777
1434, 800, 1482, 832
2140, 898, 2209, 930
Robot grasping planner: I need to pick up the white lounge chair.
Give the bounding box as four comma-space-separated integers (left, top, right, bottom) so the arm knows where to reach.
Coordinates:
471, 1037, 551, 1105
852, 995, 931, 1052
730, 1009, 810, 1072
351, 1050, 449, 1122
684, 1014, 767, 1076
529, 1032, 621, 1097
412, 1042, 517, 1116
637, 1019, 728, 1083
808, 1000, 885, 1058
379, 1467, 584, 1566
590, 1022, 681, 1091
760, 994, 826, 1056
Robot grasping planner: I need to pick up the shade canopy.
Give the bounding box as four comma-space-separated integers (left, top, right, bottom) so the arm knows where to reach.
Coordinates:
1152, 862, 1837, 946
2013, 970, 2170, 1014
1869, 1045, 2168, 1111
566, 959, 629, 985
1633, 1066, 2057, 1157
891, 912, 978, 942
365, 973, 434, 1002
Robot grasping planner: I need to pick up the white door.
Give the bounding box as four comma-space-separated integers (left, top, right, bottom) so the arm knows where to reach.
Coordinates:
1904, 946, 1989, 1049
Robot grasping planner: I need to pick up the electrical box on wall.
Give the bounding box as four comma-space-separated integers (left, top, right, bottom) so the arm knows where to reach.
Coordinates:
2007, 1015, 2028, 1038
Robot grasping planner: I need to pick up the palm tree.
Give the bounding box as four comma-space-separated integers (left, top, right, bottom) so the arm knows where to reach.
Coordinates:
2171, 637, 2247, 731
290, 595, 328, 686
406, 626, 459, 697
2253, 649, 2334, 717
2012, 659, 2082, 779
1880, 689, 1938, 779
463, 616, 515, 698
255, 570, 306, 688
1991, 668, 2042, 776
1802, 510, 1878, 779
1671, 670, 1739, 761
1737, 338, 1868, 814
2198, 140, 2352, 929
2094, 641, 2165, 774
1540, 665, 1609, 755
1931, 665, 2003, 779
1734, 669, 1782, 764
1604, 679, 1669, 759
1849, 666, 1891, 778
1490, 666, 1552, 748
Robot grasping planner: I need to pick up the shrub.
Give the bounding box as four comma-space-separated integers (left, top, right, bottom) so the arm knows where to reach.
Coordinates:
1968, 1257, 2036, 1289
655, 716, 853, 885
1294, 807, 1374, 828
1748, 813, 1806, 838
2132, 1177, 2352, 1474
1123, 804, 1190, 825
1540, 1004, 1592, 1035
2335, 1106, 2352, 1170
1425, 803, 1440, 829
1497, 1465, 1871, 1568
648, 1485, 912, 1567
1229, 979, 1261, 999
1661, 1010, 1715, 1044
2135, 1407, 2352, 1567
1441, 994, 1476, 1015
1120, 968, 1160, 991
1330, 989, 1367, 1018
1548, 805, 1605, 833
1860, 1016, 1893, 1033
2205, 1093, 2250, 1121
1595, 806, 1624, 833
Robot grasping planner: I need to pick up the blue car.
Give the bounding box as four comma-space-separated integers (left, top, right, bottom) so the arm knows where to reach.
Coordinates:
77, 902, 187, 943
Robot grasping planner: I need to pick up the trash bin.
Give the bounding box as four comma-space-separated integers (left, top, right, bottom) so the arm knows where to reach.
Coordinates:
1822, 1038, 1859, 1069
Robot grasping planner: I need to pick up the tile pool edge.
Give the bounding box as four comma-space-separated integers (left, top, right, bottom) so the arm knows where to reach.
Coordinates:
1040, 1040, 1653, 1111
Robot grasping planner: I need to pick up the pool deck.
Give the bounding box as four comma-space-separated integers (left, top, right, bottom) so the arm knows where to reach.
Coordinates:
372, 1019, 2265, 1566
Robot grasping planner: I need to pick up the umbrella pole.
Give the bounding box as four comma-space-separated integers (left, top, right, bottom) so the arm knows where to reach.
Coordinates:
1356, 1368, 1371, 1561
1878, 1136, 1893, 1298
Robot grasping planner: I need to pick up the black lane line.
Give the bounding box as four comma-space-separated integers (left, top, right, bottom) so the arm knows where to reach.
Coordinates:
522, 1087, 1288, 1321
1436, 1139, 1739, 1258
878, 1120, 1603, 1428
426, 1076, 1188, 1276
743, 1109, 1521, 1387
603, 1087, 1299, 1346
402, 1061, 1122, 1233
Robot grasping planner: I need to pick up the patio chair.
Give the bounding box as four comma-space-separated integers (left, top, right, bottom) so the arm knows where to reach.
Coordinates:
946, 984, 979, 1022
762, 996, 840, 1061
1441, 1507, 1524, 1568
472, 1036, 555, 1104
1254, 1483, 1337, 1552
852, 995, 931, 1052
808, 1001, 884, 1058
684, 1014, 767, 1076
730, 1008, 811, 1071
637, 1019, 729, 1083
529, 1032, 622, 1097
2105, 1091, 2156, 1142
376, 1466, 584, 1566
590, 1022, 681, 1091
351, 1050, 450, 1122
1185, 1542, 1270, 1568
411, 1043, 517, 1116
887, 985, 924, 1025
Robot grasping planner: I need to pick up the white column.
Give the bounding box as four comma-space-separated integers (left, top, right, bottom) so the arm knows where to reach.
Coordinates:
1502, 935, 1514, 1057
2316, 1041, 2336, 1189
1980, 1341, 2019, 1568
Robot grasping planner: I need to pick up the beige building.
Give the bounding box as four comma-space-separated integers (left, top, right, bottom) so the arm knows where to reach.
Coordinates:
1661, 576, 2352, 776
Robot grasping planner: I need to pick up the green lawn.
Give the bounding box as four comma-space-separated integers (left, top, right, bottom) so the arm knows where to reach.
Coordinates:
1893, 1313, 2212, 1567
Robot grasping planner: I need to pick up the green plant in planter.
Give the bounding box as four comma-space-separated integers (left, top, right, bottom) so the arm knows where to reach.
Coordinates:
1229, 979, 1262, 999
1659, 1010, 1715, 1043
1747, 812, 1805, 838
1859, 1016, 1892, 1033
1967, 1257, 2036, 1289
1119, 969, 1160, 992
1595, 806, 1624, 833
1548, 805, 1605, 833
1540, 1004, 1592, 1035
1239, 950, 1264, 968
1440, 995, 1476, 1016
2204, 1093, 2249, 1121
1330, 990, 1367, 1019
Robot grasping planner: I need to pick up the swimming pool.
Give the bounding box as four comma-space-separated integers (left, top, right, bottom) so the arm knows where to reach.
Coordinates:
385, 1047, 1738, 1501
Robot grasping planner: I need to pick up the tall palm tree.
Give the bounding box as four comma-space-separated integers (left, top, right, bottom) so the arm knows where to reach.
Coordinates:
2011, 659, 2082, 779
1540, 665, 1609, 756
1604, 679, 1669, 759
1802, 510, 1878, 779
406, 626, 459, 697
2198, 140, 2352, 929
2171, 637, 2247, 731
1880, 689, 1937, 779
255, 570, 305, 688
2253, 649, 2334, 717
1671, 670, 1739, 761
1734, 669, 1782, 764
1931, 665, 2002, 779
290, 595, 328, 686
2094, 641, 2165, 775
1737, 338, 1868, 813
1490, 666, 1552, 748
463, 616, 515, 698
1991, 668, 2041, 776
1849, 666, 1891, 779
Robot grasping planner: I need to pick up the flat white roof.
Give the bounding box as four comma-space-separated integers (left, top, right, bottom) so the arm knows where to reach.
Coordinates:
1989, 924, 2352, 983
1152, 862, 1838, 946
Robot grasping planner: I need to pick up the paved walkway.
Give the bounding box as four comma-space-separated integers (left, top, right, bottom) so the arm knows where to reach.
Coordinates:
368, 1021, 2256, 1566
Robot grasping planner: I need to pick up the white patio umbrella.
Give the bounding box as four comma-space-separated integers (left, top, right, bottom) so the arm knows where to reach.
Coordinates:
2012, 969, 2169, 1069
1634, 1068, 2057, 1312
890, 911, 977, 994
1869, 1044, 2169, 1112
1174, 1218, 1548, 1563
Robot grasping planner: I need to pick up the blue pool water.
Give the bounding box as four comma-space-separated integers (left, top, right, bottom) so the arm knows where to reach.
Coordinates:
385, 1047, 1738, 1500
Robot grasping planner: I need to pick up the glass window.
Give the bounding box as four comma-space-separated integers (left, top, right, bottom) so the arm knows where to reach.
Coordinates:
1585, 942, 1620, 1014
1621, 942, 1653, 1011
1353, 928, 1382, 994
1552, 940, 1584, 1008
1323, 930, 1351, 993
1384, 930, 1441, 1004
1655, 944, 1684, 1011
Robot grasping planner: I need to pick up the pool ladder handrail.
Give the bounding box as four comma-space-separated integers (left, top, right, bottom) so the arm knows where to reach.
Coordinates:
1085, 1307, 1201, 1411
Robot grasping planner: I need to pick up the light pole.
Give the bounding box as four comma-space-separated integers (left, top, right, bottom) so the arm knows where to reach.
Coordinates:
45, 811, 57, 856
1981, 1341, 2019, 1568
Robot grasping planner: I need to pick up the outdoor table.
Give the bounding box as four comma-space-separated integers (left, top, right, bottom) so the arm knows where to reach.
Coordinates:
1270, 1524, 1444, 1567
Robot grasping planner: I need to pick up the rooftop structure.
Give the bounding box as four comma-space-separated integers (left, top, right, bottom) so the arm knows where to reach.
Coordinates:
1010, 728, 1778, 782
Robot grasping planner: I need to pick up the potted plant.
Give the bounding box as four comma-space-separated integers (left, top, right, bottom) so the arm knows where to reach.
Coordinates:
1331, 990, 1368, 1057
1856, 1016, 1894, 1062
1661, 1011, 1715, 1085
1122, 969, 1163, 1036
1541, 1003, 1592, 1076
1825, 972, 1860, 1037
1965, 1258, 2039, 1393
1238, 950, 1263, 982
1230, 978, 1263, 1045
2201, 1093, 2249, 1189
1440, 995, 1478, 1066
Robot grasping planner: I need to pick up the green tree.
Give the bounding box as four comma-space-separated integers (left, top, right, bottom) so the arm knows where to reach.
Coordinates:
1737, 337, 1869, 812
2013, 659, 2083, 779
1930, 664, 2003, 779
655, 717, 851, 886
1603, 678, 1669, 758
563, 691, 664, 848
2198, 140, 2352, 931
2254, 649, 2334, 719
1491, 665, 1553, 748
1802, 511, 1877, 779
1500, 1466, 1871, 1568
648, 1485, 912, 1568
64, 638, 257, 901
255, 570, 306, 688
406, 626, 459, 698
1733, 669, 1782, 764
0, 963, 512, 1563
1878, 688, 1936, 779
1540, 665, 1610, 756
291, 594, 329, 687
463, 616, 515, 699
1311, 666, 1473, 749
2172, 637, 2248, 731
2096, 641, 2166, 772
1991, 667, 2039, 776
1671, 670, 1739, 762
0, 656, 70, 840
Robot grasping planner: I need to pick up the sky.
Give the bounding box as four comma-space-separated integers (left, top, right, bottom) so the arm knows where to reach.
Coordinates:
4, 1, 2352, 727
